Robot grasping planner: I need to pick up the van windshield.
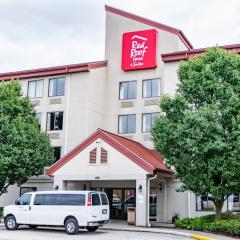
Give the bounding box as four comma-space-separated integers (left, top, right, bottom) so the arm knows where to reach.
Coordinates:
34, 194, 86, 206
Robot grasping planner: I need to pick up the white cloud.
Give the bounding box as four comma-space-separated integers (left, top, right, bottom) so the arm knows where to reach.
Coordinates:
0, 0, 239, 72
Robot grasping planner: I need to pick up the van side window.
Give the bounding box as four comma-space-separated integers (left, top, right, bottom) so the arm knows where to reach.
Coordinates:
34, 194, 85, 206
19, 194, 31, 205
100, 193, 108, 205
92, 193, 101, 206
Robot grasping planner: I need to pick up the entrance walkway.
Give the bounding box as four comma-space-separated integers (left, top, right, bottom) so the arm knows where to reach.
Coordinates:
100, 220, 234, 240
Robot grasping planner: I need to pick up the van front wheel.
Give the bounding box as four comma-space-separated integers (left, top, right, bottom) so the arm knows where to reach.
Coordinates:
86, 226, 99, 232
5, 215, 18, 230
64, 218, 79, 235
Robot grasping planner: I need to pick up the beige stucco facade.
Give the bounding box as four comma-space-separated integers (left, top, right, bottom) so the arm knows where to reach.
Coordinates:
0, 5, 234, 226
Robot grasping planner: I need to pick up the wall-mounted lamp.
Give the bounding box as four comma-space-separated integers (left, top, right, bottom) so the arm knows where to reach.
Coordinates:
54, 185, 59, 190
83, 184, 87, 190
138, 184, 142, 192
158, 182, 163, 192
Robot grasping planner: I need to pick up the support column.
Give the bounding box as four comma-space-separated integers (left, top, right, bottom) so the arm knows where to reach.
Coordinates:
136, 176, 148, 226
54, 178, 67, 190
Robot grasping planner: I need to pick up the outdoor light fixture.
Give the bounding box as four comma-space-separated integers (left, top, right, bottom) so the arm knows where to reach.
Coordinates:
83, 184, 87, 190
158, 182, 163, 192
54, 185, 59, 190
138, 184, 142, 192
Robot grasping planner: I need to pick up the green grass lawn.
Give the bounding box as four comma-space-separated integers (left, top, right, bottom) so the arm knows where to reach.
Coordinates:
176, 212, 240, 237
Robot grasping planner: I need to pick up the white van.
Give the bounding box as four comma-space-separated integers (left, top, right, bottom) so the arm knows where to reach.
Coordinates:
3, 191, 110, 235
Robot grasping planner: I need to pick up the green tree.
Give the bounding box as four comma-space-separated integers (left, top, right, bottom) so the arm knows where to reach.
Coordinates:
152, 48, 240, 219
0, 81, 53, 196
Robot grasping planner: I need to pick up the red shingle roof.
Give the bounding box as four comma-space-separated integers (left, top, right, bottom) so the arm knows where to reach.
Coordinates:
47, 128, 172, 176
161, 44, 240, 62
0, 60, 107, 81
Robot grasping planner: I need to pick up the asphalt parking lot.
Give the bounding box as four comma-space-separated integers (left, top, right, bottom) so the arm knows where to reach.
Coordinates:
0, 227, 189, 240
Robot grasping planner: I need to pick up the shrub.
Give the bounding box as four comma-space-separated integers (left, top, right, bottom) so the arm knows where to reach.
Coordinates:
176, 213, 240, 237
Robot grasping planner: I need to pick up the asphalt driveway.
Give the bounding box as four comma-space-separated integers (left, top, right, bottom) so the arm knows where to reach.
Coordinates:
0, 227, 189, 240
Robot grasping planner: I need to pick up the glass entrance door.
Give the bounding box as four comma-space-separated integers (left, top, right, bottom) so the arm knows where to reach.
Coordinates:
110, 189, 136, 220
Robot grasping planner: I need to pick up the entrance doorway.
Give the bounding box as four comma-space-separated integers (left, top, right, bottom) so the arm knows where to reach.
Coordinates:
106, 188, 136, 220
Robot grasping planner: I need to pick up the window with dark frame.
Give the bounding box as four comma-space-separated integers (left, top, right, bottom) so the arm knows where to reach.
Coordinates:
142, 113, 160, 133
53, 147, 61, 163
28, 80, 44, 99
49, 77, 65, 97
142, 78, 160, 98
47, 112, 63, 131
118, 114, 136, 134
196, 194, 215, 211
227, 194, 240, 212
20, 187, 37, 196
119, 81, 137, 100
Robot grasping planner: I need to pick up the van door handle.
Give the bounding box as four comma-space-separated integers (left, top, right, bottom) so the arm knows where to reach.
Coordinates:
29, 206, 31, 211
102, 209, 107, 214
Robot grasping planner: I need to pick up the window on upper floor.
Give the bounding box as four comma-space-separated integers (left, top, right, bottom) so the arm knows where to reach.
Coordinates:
196, 194, 215, 211
119, 81, 137, 100
28, 80, 44, 99
142, 113, 160, 133
49, 77, 65, 97
143, 78, 160, 98
47, 112, 63, 131
118, 114, 136, 134
53, 146, 62, 163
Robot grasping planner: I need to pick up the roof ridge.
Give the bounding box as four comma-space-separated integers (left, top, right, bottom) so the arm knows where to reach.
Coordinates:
105, 5, 193, 49
99, 128, 154, 150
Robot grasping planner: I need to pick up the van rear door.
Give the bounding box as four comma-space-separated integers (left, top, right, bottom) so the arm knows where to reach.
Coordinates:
90, 193, 102, 222
100, 193, 109, 221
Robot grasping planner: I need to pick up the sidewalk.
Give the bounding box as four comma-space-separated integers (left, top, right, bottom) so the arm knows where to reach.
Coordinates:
0, 219, 235, 240
100, 220, 235, 240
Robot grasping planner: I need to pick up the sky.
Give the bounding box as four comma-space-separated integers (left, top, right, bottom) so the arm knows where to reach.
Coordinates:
0, 0, 240, 72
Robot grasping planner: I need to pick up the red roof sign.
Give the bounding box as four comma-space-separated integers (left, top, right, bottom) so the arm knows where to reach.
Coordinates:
121, 29, 157, 71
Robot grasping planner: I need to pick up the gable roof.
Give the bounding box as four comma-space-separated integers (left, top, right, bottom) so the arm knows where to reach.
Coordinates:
47, 128, 172, 176
105, 5, 193, 50
161, 44, 240, 62
0, 60, 107, 81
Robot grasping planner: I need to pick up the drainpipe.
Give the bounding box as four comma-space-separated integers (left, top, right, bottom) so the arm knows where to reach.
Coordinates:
64, 73, 71, 154
164, 179, 167, 222
147, 174, 157, 227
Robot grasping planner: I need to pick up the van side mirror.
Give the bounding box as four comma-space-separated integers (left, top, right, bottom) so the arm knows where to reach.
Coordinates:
15, 199, 20, 205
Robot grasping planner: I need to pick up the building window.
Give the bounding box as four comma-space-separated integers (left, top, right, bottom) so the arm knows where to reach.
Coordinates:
47, 112, 63, 131
142, 113, 160, 133
196, 194, 215, 211
228, 194, 240, 212
20, 187, 37, 196
28, 80, 44, 99
53, 147, 61, 163
49, 77, 65, 97
101, 148, 108, 164
118, 114, 136, 134
143, 79, 160, 98
89, 148, 97, 164
119, 81, 137, 100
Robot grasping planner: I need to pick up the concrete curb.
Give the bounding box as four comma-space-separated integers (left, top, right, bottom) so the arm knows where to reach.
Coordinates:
101, 227, 215, 240
0, 222, 215, 240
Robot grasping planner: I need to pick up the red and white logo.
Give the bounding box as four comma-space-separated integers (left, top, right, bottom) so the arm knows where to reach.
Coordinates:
122, 29, 157, 71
